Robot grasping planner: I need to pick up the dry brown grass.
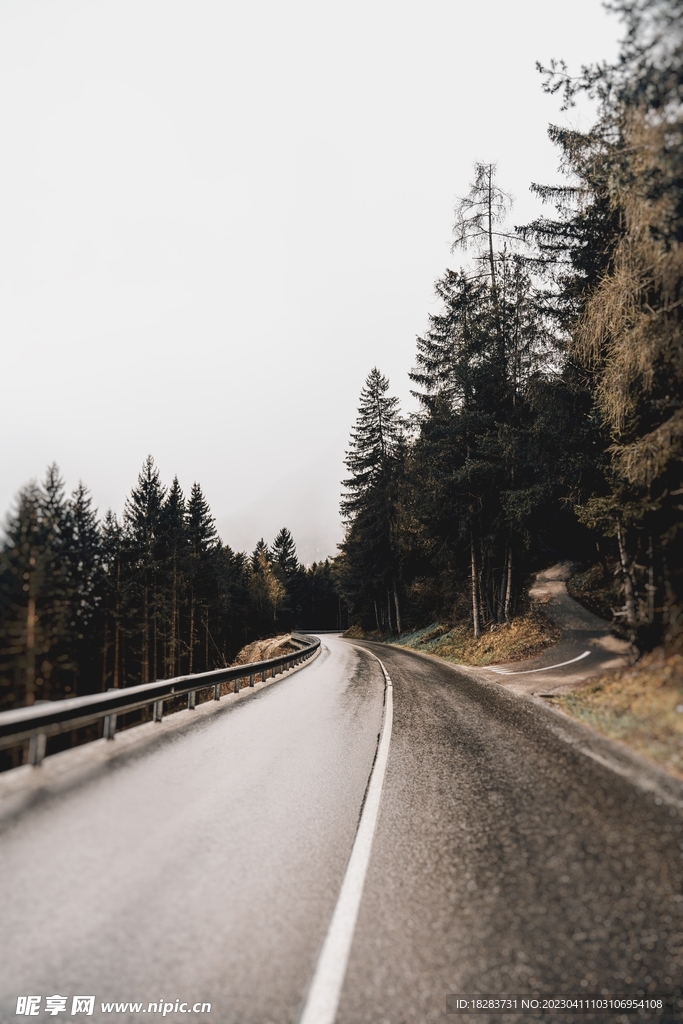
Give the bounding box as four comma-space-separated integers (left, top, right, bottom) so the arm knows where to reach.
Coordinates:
344, 612, 560, 667
341, 624, 367, 640
423, 612, 560, 666
556, 650, 683, 778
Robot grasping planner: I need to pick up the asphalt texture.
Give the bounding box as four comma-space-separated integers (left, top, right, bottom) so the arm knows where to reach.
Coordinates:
0, 640, 385, 1024
339, 641, 683, 1024
0, 636, 682, 1024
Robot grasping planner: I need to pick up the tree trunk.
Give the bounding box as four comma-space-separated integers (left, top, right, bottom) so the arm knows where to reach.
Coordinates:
25, 595, 36, 706
616, 523, 638, 629
113, 556, 120, 688
374, 598, 380, 632
169, 558, 177, 677
393, 581, 402, 635
141, 583, 149, 684
471, 533, 481, 639
387, 590, 393, 634
504, 542, 513, 622
113, 614, 120, 689
486, 166, 503, 349
152, 576, 157, 683
647, 533, 656, 625
189, 589, 195, 675
101, 619, 109, 690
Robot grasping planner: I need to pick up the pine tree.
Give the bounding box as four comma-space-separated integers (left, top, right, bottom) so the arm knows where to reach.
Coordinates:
186, 482, 219, 673
100, 510, 125, 690
410, 271, 488, 410
124, 456, 165, 683
272, 528, 299, 578
342, 368, 403, 516
0, 484, 48, 708
158, 477, 187, 677
63, 483, 103, 693
341, 369, 405, 632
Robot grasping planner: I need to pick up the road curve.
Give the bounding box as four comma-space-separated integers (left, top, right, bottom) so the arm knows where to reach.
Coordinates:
0, 636, 682, 1024
338, 640, 683, 1024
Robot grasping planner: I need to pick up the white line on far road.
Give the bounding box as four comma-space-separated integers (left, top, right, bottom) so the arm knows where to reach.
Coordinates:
298, 647, 393, 1024
489, 650, 592, 676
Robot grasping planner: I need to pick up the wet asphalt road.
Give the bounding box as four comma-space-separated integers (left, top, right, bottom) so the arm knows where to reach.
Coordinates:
0, 639, 385, 1024
340, 641, 683, 1024
0, 636, 682, 1024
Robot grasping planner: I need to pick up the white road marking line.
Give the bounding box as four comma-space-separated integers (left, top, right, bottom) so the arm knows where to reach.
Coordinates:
299, 648, 393, 1024
489, 650, 592, 676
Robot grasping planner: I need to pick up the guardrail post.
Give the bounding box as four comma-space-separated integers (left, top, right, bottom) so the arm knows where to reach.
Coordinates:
233, 677, 240, 694
104, 687, 118, 740
27, 732, 46, 766
0, 638, 318, 761
103, 713, 117, 740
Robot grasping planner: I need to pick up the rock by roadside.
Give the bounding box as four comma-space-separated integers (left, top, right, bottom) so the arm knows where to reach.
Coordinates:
233, 634, 299, 665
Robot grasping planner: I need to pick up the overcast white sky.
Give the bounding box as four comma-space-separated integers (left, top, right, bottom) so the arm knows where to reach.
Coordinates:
0, 0, 622, 562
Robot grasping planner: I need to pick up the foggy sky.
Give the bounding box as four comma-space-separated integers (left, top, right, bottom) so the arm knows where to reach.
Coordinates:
0, 0, 621, 563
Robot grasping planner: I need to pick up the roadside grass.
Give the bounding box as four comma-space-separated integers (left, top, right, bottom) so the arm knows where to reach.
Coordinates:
344, 612, 560, 666
554, 650, 683, 779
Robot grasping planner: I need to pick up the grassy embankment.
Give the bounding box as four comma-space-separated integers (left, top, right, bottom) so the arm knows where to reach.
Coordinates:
555, 651, 683, 779
344, 612, 560, 666
345, 564, 683, 778
558, 564, 683, 778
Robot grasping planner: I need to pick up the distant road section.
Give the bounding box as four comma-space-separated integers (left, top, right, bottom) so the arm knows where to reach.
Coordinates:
0, 636, 681, 1024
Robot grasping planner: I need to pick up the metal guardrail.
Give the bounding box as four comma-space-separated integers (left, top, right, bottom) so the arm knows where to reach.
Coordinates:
0, 632, 320, 766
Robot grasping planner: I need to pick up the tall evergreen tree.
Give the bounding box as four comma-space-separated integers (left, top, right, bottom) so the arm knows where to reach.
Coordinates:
124, 456, 165, 683
186, 482, 219, 673
272, 528, 299, 578
158, 477, 187, 677
340, 368, 405, 632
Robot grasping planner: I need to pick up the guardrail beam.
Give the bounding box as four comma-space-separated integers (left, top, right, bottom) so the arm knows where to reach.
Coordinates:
0, 634, 320, 763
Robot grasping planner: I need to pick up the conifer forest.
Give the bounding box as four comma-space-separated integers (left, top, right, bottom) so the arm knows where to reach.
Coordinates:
337, 0, 683, 650
1, 0, 682, 721
0, 457, 341, 719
